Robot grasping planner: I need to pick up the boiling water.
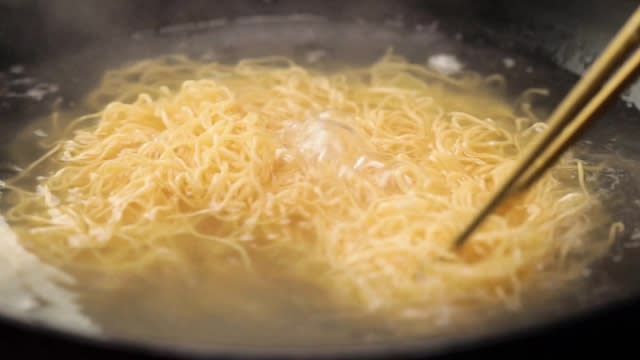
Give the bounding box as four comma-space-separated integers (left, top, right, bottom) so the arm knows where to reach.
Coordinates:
1, 16, 640, 353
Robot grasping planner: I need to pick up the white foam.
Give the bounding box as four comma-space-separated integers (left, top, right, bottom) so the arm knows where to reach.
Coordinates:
503, 57, 516, 68
428, 54, 463, 75
0, 216, 99, 334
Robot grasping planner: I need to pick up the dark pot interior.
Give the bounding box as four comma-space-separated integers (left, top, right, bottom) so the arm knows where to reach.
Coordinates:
0, 1, 639, 358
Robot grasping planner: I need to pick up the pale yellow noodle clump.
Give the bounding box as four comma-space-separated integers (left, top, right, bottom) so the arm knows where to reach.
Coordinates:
4, 54, 616, 324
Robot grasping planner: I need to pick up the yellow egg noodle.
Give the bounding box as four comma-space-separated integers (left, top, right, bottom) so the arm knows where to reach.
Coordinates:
2, 53, 621, 327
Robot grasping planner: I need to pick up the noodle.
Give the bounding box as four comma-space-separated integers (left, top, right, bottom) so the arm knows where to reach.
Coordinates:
2, 53, 615, 324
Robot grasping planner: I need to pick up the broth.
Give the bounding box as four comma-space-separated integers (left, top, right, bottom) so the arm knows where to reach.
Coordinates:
0, 18, 636, 351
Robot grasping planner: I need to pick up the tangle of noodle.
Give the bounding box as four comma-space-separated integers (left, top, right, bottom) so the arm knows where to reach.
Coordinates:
2, 53, 620, 325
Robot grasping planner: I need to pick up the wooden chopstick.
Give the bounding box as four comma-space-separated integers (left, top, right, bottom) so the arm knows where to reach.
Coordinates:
515, 48, 640, 191
453, 7, 640, 249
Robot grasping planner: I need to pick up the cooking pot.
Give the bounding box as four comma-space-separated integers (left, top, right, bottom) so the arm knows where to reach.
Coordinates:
1, 1, 639, 358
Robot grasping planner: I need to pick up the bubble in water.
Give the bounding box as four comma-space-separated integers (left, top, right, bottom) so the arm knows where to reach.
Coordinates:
428, 54, 463, 75
279, 112, 384, 179
503, 58, 516, 69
